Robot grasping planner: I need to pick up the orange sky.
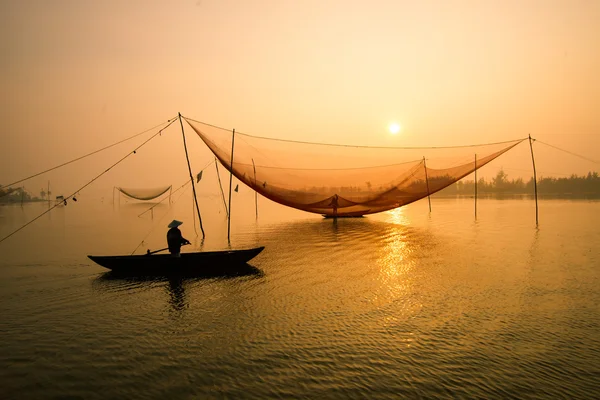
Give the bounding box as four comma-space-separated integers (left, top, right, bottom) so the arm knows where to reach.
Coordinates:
1, 0, 598, 196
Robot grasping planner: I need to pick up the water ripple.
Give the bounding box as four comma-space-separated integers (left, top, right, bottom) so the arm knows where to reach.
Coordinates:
2, 200, 600, 398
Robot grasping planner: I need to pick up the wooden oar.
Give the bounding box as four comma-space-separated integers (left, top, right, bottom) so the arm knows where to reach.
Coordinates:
146, 247, 168, 255
145, 242, 190, 255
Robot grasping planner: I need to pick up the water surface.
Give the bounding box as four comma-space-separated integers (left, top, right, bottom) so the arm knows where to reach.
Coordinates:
1, 198, 599, 399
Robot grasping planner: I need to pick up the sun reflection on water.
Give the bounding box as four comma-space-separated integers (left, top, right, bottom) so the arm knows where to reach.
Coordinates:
377, 231, 414, 298
387, 207, 410, 226
371, 213, 423, 327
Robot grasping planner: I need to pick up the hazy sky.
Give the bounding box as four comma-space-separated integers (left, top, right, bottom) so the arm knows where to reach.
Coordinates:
1, 0, 598, 195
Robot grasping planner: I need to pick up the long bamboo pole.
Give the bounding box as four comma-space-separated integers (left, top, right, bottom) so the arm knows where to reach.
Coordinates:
215, 159, 229, 217
474, 154, 477, 219
528, 134, 539, 226
227, 129, 236, 243
252, 158, 258, 219
178, 113, 205, 238
423, 157, 432, 212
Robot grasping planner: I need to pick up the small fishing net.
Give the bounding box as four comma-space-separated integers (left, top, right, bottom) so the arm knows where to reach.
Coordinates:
185, 118, 525, 216
115, 186, 172, 201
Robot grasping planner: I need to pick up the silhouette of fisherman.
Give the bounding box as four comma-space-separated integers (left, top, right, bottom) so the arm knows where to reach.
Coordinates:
167, 220, 190, 257
329, 194, 339, 218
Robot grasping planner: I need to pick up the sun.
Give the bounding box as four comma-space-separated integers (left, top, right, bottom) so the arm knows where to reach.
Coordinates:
389, 123, 401, 135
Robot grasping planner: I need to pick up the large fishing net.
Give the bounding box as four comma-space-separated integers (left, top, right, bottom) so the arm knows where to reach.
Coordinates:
185, 118, 525, 217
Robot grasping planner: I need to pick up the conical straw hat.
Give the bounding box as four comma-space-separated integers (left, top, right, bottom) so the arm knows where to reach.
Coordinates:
168, 220, 183, 228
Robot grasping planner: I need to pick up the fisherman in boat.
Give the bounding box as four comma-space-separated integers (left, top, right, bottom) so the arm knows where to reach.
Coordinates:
167, 220, 190, 257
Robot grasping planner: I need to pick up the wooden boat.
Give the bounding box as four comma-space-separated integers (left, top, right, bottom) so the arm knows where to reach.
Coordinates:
322, 210, 369, 218
88, 246, 264, 275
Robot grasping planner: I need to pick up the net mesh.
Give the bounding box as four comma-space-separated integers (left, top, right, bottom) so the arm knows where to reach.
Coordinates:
186, 118, 525, 216
116, 186, 171, 201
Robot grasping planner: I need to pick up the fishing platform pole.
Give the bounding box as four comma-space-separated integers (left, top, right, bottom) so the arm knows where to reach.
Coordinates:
474, 154, 478, 219
252, 158, 258, 219
227, 129, 236, 243
178, 113, 205, 238
423, 157, 432, 212
215, 159, 229, 217
528, 134, 539, 226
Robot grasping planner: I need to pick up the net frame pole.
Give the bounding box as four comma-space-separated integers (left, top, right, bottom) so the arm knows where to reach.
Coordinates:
252, 158, 258, 220
215, 159, 229, 217
528, 134, 539, 226
474, 154, 477, 219
423, 157, 432, 212
227, 129, 236, 243
191, 189, 197, 236
178, 112, 205, 238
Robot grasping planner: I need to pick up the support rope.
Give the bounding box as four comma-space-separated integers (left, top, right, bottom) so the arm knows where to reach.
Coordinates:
130, 181, 193, 255
0, 117, 177, 189
535, 139, 599, 164
178, 113, 204, 238
0, 119, 177, 245
183, 116, 526, 150
137, 159, 215, 218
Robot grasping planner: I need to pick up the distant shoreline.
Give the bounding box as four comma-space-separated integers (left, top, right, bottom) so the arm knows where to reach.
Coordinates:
432, 193, 600, 200
2, 194, 599, 207
0, 199, 58, 205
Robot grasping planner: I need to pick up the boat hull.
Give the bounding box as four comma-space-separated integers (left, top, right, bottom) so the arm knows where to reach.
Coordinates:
88, 246, 265, 275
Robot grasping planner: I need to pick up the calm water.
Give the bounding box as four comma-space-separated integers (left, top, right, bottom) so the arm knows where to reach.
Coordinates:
1, 197, 599, 399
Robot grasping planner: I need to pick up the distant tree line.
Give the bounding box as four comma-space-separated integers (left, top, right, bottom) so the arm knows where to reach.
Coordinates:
437, 170, 600, 196
3, 170, 599, 203
0, 187, 36, 203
